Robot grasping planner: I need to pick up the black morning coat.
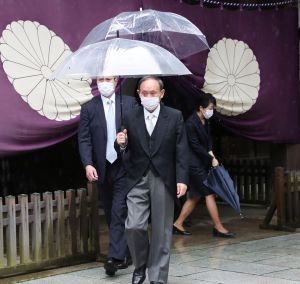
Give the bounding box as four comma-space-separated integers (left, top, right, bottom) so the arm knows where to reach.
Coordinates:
118, 104, 189, 197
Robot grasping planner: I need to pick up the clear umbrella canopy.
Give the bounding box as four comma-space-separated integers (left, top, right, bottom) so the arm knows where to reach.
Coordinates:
80, 9, 209, 59
51, 38, 192, 80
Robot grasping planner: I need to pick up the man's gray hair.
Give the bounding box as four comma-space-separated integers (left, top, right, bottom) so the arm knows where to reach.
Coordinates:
137, 76, 164, 90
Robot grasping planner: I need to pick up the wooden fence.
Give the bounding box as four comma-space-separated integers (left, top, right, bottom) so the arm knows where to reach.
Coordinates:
224, 158, 271, 205
260, 167, 300, 231
0, 182, 101, 278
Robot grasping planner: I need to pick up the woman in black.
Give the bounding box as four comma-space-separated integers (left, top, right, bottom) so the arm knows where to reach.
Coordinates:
173, 93, 234, 238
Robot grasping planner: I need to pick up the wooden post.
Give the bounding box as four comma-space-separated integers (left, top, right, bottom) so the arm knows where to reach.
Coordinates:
0, 197, 4, 268
78, 189, 88, 254
257, 160, 264, 202
55, 191, 65, 257
66, 189, 77, 255
231, 160, 238, 195
31, 193, 42, 262
250, 159, 257, 202
286, 171, 293, 224
88, 182, 100, 255
260, 167, 296, 232
5, 195, 17, 267
43, 192, 54, 259
265, 160, 271, 203
18, 194, 30, 264
275, 167, 285, 227
295, 172, 300, 225
236, 160, 242, 199
244, 160, 250, 202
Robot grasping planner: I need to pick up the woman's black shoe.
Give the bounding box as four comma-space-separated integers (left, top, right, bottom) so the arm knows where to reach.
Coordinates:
173, 225, 192, 236
213, 228, 235, 238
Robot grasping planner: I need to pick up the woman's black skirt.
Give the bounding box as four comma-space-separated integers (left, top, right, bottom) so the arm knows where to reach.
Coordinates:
189, 167, 214, 197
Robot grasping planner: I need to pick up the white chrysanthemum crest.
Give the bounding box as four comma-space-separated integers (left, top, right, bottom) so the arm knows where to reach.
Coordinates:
0, 20, 93, 121
202, 37, 260, 116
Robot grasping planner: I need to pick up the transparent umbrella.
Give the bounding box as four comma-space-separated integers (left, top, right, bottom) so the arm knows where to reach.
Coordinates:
52, 38, 191, 79
51, 38, 192, 124
80, 9, 209, 59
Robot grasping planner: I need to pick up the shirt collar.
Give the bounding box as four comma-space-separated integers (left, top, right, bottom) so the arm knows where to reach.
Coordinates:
143, 104, 160, 120
101, 93, 116, 104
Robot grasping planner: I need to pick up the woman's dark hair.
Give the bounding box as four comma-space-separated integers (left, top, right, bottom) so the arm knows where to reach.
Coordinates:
194, 92, 216, 110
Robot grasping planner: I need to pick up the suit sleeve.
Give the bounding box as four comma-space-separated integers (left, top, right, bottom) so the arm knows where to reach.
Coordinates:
114, 112, 129, 154
78, 106, 93, 168
186, 120, 213, 166
175, 112, 189, 185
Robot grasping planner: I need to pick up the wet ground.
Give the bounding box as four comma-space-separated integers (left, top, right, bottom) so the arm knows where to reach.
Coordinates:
3, 205, 300, 284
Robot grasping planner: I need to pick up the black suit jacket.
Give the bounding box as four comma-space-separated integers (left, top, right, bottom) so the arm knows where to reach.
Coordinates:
185, 112, 213, 172
78, 94, 136, 183
120, 105, 189, 196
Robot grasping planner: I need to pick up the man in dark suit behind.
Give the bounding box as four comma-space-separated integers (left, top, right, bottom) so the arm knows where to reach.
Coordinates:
116, 76, 189, 284
78, 76, 136, 276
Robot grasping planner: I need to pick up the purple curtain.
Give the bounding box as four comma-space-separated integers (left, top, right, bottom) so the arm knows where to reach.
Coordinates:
0, 0, 299, 157
0, 0, 140, 157
143, 0, 300, 143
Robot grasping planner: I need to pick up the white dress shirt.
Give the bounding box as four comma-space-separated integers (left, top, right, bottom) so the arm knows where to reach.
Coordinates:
143, 104, 160, 135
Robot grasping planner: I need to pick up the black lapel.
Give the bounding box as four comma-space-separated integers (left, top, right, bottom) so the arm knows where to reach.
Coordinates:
115, 93, 121, 132
151, 105, 169, 156
94, 95, 107, 139
192, 112, 208, 140
135, 107, 150, 155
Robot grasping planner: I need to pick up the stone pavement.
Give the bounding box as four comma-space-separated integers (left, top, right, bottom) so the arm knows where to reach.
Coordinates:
5, 206, 300, 284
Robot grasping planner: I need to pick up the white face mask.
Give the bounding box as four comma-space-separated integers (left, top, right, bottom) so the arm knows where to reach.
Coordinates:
204, 109, 214, 119
97, 82, 115, 97
140, 96, 160, 111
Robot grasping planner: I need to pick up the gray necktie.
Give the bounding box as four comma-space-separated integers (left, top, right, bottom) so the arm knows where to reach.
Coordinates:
147, 114, 155, 136
106, 99, 117, 163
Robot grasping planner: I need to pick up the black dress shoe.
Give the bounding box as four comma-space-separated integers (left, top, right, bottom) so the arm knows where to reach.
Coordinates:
213, 228, 235, 238
106, 257, 132, 270
104, 259, 117, 276
114, 259, 127, 270
132, 264, 146, 284
173, 225, 192, 236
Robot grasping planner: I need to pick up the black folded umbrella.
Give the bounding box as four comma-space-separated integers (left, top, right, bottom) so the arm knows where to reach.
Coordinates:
204, 165, 243, 217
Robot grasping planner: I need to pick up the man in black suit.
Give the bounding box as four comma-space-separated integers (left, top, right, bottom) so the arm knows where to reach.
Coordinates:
78, 76, 136, 276
116, 76, 189, 284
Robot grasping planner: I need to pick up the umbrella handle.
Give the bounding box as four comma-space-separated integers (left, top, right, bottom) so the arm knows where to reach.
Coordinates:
119, 76, 123, 127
